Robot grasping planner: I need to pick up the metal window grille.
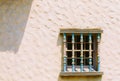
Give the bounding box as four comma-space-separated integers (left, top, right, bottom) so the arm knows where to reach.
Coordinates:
63, 33, 101, 72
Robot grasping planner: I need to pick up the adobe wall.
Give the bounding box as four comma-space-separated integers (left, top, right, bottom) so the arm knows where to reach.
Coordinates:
0, 0, 120, 81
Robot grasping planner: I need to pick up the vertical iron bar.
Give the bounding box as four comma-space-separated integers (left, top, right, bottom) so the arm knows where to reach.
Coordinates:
89, 33, 92, 72
97, 33, 101, 72
63, 33, 67, 72
80, 33, 84, 72
72, 33, 75, 72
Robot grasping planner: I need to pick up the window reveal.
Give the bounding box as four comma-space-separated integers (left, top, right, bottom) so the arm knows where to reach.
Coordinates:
62, 31, 102, 72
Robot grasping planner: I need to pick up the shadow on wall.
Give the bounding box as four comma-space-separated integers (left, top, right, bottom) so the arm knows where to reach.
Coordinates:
0, 0, 33, 53
57, 33, 64, 71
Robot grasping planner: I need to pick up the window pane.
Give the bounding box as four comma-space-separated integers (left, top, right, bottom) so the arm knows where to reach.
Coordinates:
75, 52, 80, 65
74, 43, 81, 50
67, 43, 72, 50
85, 52, 89, 57
75, 51, 80, 57
83, 43, 89, 50
84, 59, 89, 65
67, 35, 72, 42
67, 51, 72, 57
86, 43, 89, 50
83, 52, 89, 65
75, 35, 80, 42
84, 36, 89, 42
67, 51, 72, 66
76, 59, 80, 65
67, 59, 72, 65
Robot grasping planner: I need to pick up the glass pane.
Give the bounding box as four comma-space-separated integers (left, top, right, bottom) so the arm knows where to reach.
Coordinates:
74, 43, 81, 50
67, 43, 72, 50
84, 36, 89, 42
67, 35, 72, 42
84, 59, 89, 65
76, 59, 80, 65
85, 52, 89, 57
67, 52, 72, 66
67, 51, 72, 57
75, 51, 80, 58
67, 59, 72, 65
75, 35, 80, 42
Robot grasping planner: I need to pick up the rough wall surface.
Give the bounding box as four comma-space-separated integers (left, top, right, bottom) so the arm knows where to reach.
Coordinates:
0, 0, 120, 81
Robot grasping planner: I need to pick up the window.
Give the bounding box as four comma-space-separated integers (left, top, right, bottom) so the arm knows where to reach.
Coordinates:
60, 29, 103, 74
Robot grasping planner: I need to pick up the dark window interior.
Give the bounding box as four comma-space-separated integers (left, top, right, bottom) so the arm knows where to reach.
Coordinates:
67, 51, 72, 65
66, 34, 95, 66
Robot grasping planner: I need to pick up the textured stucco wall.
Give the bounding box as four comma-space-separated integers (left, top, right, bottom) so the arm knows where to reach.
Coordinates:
0, 0, 120, 81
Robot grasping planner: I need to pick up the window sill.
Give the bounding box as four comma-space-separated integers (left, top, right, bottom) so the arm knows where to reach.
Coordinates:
60, 72, 103, 76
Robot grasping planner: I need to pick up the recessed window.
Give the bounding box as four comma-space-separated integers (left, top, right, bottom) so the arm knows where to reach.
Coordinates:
60, 29, 103, 73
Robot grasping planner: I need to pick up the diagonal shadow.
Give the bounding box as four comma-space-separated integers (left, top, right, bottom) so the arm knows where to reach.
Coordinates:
0, 0, 33, 53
